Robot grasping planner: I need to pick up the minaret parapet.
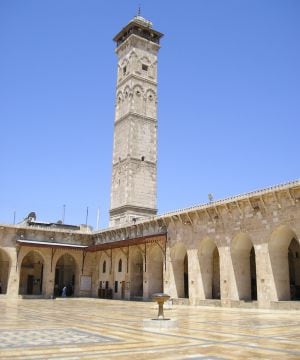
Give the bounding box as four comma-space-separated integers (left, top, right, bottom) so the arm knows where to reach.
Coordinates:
113, 15, 163, 48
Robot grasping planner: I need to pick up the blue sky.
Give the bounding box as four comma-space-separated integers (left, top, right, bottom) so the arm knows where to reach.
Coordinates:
1, 0, 299, 229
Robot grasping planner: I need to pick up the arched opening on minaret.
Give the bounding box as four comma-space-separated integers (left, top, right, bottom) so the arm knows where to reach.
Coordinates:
0, 249, 10, 294
130, 248, 143, 300
19, 251, 44, 296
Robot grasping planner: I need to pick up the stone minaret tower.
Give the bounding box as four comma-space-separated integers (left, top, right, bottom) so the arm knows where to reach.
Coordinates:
109, 15, 163, 227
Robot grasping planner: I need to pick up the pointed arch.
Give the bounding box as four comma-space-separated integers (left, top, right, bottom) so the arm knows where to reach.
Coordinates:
289, 238, 300, 300
98, 252, 111, 297
116, 90, 124, 119
171, 243, 189, 298
231, 233, 256, 300
19, 250, 45, 296
145, 88, 156, 118
269, 226, 300, 300
113, 249, 126, 299
147, 244, 163, 295
0, 248, 10, 294
118, 258, 122, 272
140, 55, 151, 65
130, 247, 143, 299
123, 85, 132, 114
120, 58, 129, 77
198, 238, 220, 299
54, 253, 77, 297
132, 84, 144, 114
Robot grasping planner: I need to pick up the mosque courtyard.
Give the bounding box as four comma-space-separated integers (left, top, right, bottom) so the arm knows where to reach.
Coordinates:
0, 299, 299, 359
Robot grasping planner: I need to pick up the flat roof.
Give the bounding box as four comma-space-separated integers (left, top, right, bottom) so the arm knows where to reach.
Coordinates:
17, 239, 88, 249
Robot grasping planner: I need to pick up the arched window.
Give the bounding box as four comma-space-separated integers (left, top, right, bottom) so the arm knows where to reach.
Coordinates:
102, 261, 106, 273
118, 259, 122, 272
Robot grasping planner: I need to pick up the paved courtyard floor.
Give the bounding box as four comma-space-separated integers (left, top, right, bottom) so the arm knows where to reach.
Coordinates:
0, 298, 299, 359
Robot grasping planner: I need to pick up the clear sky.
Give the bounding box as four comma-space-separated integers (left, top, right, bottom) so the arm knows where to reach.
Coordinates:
1, 0, 299, 229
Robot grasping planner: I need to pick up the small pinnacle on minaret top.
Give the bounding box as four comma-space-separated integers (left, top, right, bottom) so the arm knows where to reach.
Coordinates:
138, 5, 141, 16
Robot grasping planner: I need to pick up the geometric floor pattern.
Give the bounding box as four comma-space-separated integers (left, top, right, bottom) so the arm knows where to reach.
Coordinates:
0, 328, 118, 349
0, 298, 299, 359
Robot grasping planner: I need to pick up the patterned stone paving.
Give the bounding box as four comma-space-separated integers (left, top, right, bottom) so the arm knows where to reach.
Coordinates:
0, 328, 118, 348
0, 298, 299, 359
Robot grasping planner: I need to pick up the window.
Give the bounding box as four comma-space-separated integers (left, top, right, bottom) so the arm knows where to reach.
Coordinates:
123, 66, 127, 75
114, 281, 118, 293
118, 259, 122, 272
141, 156, 145, 161
102, 261, 106, 273
142, 64, 148, 71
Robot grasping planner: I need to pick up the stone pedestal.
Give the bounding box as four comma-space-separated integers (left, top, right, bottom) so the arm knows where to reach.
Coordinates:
143, 319, 178, 331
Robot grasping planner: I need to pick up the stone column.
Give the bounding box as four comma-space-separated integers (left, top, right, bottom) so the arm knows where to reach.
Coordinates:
44, 266, 55, 298
6, 248, 19, 299
255, 243, 279, 307
124, 272, 130, 300
187, 248, 205, 305
163, 246, 176, 298
143, 271, 150, 300
219, 246, 233, 306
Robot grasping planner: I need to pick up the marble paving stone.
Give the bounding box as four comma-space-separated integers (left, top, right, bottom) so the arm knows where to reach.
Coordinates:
0, 299, 299, 359
0, 328, 119, 348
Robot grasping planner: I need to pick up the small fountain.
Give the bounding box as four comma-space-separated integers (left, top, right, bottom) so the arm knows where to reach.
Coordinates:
143, 293, 178, 330
152, 293, 170, 319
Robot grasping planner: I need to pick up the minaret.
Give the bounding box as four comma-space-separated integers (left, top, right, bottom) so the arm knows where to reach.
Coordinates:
109, 14, 163, 227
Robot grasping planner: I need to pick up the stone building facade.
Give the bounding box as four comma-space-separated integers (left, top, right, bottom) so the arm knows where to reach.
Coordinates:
0, 16, 299, 310
0, 180, 299, 309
